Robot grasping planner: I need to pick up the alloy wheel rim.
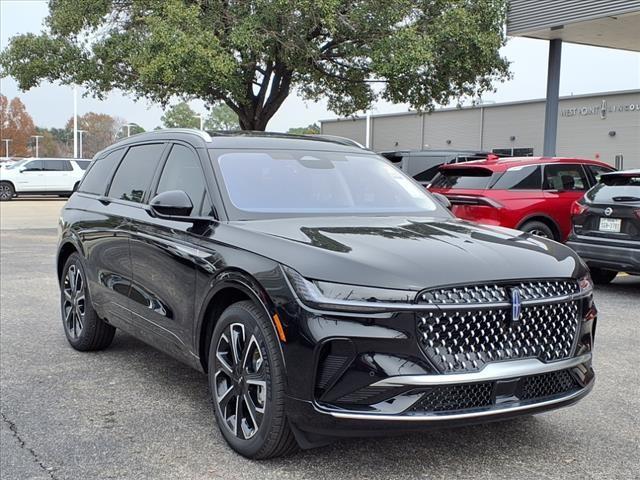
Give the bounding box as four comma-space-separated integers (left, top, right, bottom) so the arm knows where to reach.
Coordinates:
529, 229, 551, 239
62, 264, 85, 339
0, 185, 10, 199
214, 323, 267, 440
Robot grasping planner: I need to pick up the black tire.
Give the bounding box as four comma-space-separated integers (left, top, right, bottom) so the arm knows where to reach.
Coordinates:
590, 268, 618, 285
520, 221, 555, 240
208, 300, 297, 459
0, 181, 14, 201
60, 253, 116, 351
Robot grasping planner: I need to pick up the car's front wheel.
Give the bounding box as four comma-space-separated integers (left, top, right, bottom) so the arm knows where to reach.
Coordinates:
61, 253, 116, 351
0, 182, 14, 201
520, 220, 555, 240
208, 301, 297, 459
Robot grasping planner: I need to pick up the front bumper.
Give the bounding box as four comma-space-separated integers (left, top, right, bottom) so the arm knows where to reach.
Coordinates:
567, 238, 640, 274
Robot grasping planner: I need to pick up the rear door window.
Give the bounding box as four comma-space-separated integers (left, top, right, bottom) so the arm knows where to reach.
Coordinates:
543, 164, 589, 191
42, 160, 73, 171
75, 160, 91, 170
79, 149, 125, 195
430, 168, 494, 189
108, 144, 165, 203
491, 166, 542, 190
156, 144, 213, 216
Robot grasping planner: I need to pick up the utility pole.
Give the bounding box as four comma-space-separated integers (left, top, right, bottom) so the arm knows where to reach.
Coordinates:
77, 130, 86, 158
31, 135, 43, 158
2, 139, 11, 159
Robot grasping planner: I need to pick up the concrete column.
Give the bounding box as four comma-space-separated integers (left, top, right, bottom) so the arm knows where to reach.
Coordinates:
543, 39, 562, 157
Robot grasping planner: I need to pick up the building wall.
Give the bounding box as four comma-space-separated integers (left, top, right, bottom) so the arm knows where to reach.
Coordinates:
482, 102, 546, 155
424, 109, 482, 150
371, 114, 421, 151
320, 90, 640, 169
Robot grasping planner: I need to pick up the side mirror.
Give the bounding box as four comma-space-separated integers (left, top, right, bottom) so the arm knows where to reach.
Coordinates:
149, 190, 194, 218
18, 168, 26, 173
432, 192, 452, 210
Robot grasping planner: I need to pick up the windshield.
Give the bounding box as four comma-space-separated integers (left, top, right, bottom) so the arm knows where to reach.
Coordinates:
212, 149, 440, 219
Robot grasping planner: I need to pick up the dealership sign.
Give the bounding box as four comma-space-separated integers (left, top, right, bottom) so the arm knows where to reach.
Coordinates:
560, 99, 640, 119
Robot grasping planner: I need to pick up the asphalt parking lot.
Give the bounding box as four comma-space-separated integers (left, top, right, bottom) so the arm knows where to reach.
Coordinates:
1, 199, 639, 480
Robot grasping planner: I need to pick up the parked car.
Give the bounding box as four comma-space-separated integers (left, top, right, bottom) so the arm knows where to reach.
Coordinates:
428, 156, 615, 241
57, 130, 596, 458
380, 149, 496, 185
567, 169, 640, 283
0, 157, 91, 201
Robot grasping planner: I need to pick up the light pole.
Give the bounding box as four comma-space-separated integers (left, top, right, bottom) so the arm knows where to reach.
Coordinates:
77, 130, 87, 158
73, 85, 78, 158
2, 139, 11, 159
195, 114, 204, 131
31, 135, 44, 158
124, 123, 136, 137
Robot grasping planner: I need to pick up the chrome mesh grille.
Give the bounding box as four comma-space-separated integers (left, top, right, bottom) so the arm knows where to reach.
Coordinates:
419, 280, 578, 305
409, 383, 494, 413
520, 370, 579, 400
416, 280, 581, 373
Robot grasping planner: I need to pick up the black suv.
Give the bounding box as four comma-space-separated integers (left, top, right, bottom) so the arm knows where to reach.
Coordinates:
57, 129, 596, 459
567, 169, 640, 283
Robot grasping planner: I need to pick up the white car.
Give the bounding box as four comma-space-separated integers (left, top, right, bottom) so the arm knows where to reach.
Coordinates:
0, 158, 91, 201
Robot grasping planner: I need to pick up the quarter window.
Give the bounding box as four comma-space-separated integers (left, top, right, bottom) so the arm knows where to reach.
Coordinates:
79, 149, 125, 195
587, 165, 614, 184
492, 166, 542, 190
156, 144, 213, 216
108, 144, 165, 203
543, 164, 588, 191
75, 160, 91, 170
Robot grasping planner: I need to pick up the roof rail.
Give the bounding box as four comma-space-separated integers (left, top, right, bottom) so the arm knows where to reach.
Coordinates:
142, 128, 212, 142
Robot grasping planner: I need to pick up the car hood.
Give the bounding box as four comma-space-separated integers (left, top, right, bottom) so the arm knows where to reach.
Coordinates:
222, 216, 586, 290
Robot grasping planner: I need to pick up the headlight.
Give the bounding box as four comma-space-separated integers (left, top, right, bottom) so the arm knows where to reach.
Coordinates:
578, 273, 593, 294
282, 266, 416, 313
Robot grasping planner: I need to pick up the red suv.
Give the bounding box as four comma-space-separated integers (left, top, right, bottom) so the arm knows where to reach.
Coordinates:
429, 157, 615, 241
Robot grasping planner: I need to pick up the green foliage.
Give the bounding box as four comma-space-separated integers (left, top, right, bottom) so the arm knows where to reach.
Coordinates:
115, 122, 145, 139
1, 0, 510, 131
204, 104, 239, 131
161, 102, 199, 129
287, 123, 320, 135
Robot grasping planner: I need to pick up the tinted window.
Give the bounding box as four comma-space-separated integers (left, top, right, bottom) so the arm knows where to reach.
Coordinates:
430, 168, 494, 190
213, 150, 438, 218
543, 164, 588, 191
513, 148, 534, 157
42, 160, 73, 171
79, 149, 125, 195
492, 166, 542, 190
76, 160, 91, 170
156, 144, 213, 216
22, 160, 43, 171
587, 165, 614, 183
586, 174, 640, 203
108, 144, 165, 203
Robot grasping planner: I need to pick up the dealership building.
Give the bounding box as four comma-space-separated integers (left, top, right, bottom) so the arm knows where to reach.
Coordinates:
320, 89, 640, 168
321, 0, 640, 169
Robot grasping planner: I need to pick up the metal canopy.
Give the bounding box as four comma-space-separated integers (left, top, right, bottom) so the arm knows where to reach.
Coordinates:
508, 1, 640, 52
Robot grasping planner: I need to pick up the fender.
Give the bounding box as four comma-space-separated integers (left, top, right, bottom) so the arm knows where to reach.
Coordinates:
194, 268, 286, 370
56, 230, 86, 285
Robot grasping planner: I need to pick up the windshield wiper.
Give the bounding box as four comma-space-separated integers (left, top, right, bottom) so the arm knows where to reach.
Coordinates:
612, 196, 640, 202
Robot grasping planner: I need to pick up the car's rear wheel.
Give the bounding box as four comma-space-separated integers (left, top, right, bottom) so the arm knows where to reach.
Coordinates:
208, 301, 297, 459
61, 253, 116, 351
520, 221, 555, 240
590, 268, 618, 285
0, 182, 14, 201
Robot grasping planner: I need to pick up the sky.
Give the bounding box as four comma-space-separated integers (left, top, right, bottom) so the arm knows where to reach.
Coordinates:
1, 0, 639, 133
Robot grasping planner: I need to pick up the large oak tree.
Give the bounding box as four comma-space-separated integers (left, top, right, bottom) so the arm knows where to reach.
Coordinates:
0, 0, 510, 131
